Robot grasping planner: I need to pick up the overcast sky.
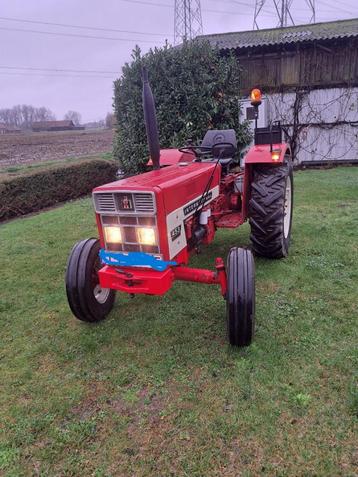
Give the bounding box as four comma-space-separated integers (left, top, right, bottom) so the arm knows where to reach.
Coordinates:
0, 0, 356, 122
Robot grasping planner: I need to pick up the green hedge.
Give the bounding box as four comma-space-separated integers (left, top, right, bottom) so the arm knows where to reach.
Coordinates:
114, 41, 251, 175
0, 160, 118, 221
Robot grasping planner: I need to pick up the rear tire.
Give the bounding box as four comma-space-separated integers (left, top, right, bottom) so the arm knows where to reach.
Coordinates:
249, 158, 293, 258
65, 238, 115, 322
226, 247, 255, 347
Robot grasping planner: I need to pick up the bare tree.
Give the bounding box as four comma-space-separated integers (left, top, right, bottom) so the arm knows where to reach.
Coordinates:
105, 112, 115, 129
64, 110, 82, 126
0, 104, 56, 129
35, 107, 55, 122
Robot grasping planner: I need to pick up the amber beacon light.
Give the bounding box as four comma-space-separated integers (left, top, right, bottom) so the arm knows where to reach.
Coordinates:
250, 88, 262, 107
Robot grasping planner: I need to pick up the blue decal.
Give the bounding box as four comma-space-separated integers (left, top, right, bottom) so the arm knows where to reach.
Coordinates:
99, 249, 177, 272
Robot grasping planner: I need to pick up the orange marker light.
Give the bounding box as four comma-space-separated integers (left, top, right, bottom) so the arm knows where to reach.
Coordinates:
250, 88, 262, 106
271, 150, 281, 162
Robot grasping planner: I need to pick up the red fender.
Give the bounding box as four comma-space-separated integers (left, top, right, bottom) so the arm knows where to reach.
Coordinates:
244, 142, 291, 164
242, 143, 292, 219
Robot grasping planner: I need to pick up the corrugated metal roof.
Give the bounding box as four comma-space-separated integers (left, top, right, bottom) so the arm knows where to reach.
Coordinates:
198, 18, 358, 51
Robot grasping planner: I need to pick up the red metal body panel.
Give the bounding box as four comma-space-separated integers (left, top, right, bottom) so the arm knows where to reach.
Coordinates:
215, 212, 244, 228
244, 143, 290, 164
98, 257, 227, 297
147, 148, 194, 166
94, 161, 221, 262
99, 265, 174, 295
211, 171, 245, 228
242, 164, 252, 220
154, 188, 170, 260
157, 163, 221, 215
95, 213, 105, 248
95, 161, 221, 215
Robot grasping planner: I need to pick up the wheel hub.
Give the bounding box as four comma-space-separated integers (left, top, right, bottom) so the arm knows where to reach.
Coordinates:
284, 176, 292, 239
93, 284, 111, 304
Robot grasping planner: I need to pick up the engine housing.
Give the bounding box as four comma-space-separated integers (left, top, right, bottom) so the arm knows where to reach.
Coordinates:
93, 161, 221, 263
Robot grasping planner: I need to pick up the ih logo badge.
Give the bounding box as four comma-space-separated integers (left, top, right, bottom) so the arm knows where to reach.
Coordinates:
118, 193, 134, 211
122, 196, 131, 209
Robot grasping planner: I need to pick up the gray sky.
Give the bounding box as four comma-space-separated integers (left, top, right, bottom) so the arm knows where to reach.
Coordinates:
0, 0, 356, 122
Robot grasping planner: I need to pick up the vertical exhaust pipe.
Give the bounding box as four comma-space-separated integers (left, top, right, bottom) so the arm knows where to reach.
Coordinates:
142, 67, 160, 170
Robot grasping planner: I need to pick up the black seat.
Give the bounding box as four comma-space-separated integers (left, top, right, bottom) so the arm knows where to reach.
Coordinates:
201, 129, 237, 168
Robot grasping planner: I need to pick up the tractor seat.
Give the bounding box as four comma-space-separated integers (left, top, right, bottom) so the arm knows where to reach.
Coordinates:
201, 129, 238, 166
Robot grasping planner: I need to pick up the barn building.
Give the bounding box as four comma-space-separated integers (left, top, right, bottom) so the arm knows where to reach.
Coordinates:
0, 123, 8, 134
0, 123, 21, 134
31, 120, 76, 132
199, 18, 358, 165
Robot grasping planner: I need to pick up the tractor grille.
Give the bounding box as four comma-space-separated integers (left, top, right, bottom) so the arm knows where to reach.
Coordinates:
134, 193, 155, 213
94, 192, 155, 215
95, 193, 116, 213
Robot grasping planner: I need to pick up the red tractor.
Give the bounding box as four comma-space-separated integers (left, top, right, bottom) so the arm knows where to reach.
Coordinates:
65, 69, 293, 347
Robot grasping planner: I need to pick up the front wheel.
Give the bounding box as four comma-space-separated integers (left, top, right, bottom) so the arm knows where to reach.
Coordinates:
65, 238, 115, 322
226, 247, 255, 347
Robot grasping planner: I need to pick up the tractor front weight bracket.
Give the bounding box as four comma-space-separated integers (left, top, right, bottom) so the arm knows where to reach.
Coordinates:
98, 257, 227, 298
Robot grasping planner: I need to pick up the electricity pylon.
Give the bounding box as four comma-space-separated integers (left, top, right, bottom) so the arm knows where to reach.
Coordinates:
174, 0, 203, 44
253, 0, 316, 29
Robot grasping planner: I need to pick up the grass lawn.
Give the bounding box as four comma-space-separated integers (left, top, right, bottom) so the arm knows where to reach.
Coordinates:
0, 167, 357, 476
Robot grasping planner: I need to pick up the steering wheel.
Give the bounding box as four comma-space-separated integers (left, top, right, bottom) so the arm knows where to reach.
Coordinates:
211, 142, 237, 158
178, 145, 213, 157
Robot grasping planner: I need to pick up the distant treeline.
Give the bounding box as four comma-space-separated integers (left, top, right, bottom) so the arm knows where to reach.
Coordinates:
0, 104, 56, 129
0, 105, 115, 130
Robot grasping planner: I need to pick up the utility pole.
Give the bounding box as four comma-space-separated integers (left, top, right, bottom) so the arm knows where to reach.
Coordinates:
174, 0, 203, 45
253, 0, 315, 29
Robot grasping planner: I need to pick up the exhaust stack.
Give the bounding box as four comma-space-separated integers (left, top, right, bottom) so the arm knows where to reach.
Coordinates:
142, 67, 160, 170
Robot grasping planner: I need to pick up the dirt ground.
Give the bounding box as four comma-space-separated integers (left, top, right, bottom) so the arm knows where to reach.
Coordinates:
0, 129, 114, 168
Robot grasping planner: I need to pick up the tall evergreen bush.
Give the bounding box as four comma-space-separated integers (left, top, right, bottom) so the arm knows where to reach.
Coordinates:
114, 41, 250, 174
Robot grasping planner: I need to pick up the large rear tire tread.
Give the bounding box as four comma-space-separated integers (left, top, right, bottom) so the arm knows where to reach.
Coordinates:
65, 238, 115, 323
226, 247, 255, 347
249, 159, 293, 259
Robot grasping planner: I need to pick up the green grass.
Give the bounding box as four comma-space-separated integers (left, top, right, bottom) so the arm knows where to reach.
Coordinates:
0, 167, 357, 476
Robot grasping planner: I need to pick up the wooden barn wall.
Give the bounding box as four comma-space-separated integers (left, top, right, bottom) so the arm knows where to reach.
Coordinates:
237, 40, 358, 93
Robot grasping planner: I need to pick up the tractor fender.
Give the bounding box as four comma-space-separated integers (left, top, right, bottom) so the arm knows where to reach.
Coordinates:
244, 142, 291, 165
241, 143, 291, 219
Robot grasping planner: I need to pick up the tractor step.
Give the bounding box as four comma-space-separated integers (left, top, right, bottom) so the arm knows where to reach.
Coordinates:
216, 212, 244, 228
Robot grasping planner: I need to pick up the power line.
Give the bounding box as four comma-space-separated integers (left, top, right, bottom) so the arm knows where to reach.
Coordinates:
0, 26, 164, 43
208, 0, 254, 6
0, 65, 118, 74
0, 15, 173, 37
220, 0, 278, 16
119, 0, 172, 7
120, 0, 275, 16
0, 72, 114, 79
204, 8, 274, 16
317, 0, 355, 15
222, 0, 346, 19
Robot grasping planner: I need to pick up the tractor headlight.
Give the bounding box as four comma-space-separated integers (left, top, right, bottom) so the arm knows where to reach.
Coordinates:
136, 227, 156, 246
104, 226, 122, 243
